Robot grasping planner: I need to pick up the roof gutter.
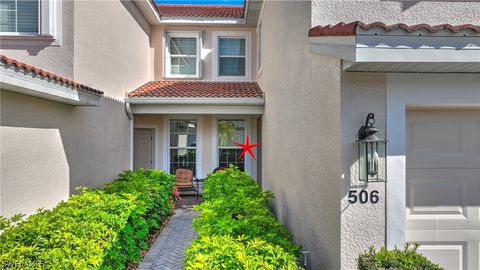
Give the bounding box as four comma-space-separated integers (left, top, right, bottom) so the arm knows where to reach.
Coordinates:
132, 0, 161, 25
125, 97, 265, 106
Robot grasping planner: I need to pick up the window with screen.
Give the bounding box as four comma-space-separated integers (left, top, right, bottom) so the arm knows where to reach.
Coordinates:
218, 37, 246, 76
165, 32, 200, 78
0, 0, 39, 34
218, 120, 245, 171
169, 120, 197, 175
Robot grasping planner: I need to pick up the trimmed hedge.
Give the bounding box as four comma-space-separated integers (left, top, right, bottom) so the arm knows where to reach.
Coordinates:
185, 166, 302, 269
0, 169, 175, 270
357, 243, 443, 270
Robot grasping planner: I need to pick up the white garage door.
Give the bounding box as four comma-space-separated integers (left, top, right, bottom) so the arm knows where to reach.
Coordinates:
406, 109, 480, 270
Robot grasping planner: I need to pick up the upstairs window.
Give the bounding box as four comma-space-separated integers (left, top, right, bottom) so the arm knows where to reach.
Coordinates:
165, 31, 201, 78
0, 0, 39, 34
213, 31, 251, 81
218, 37, 246, 76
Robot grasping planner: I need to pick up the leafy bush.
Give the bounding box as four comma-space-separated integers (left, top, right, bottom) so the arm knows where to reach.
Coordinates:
357, 243, 443, 270
0, 169, 174, 270
185, 235, 300, 270
185, 166, 302, 269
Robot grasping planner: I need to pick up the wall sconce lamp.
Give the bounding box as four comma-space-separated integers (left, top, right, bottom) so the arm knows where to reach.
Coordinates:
357, 113, 387, 182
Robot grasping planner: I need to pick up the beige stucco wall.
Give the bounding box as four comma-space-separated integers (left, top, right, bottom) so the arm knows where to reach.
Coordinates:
312, 0, 480, 26
151, 25, 257, 81
74, 0, 152, 99
257, 1, 341, 269
0, 1, 151, 217
340, 73, 386, 270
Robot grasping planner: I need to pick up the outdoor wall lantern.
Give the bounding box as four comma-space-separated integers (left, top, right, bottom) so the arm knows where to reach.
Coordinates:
357, 113, 387, 182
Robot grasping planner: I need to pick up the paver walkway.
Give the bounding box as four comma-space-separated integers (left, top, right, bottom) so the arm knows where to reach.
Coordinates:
137, 206, 199, 270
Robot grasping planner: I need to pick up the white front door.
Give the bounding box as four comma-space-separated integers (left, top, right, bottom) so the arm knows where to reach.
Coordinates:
134, 128, 154, 170
406, 109, 480, 270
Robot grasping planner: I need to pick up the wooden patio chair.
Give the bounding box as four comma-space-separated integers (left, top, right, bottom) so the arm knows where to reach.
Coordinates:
174, 168, 198, 197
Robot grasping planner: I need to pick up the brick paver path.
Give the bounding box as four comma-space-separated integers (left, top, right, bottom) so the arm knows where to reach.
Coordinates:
137, 206, 199, 270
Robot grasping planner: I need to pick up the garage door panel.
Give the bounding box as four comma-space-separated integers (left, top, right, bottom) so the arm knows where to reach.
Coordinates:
407, 219, 480, 230
407, 110, 480, 169
406, 109, 480, 270
416, 244, 464, 270
407, 169, 479, 220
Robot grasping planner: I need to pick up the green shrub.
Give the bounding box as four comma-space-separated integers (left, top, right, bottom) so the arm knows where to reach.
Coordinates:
185, 166, 302, 269
185, 235, 301, 270
357, 243, 443, 270
0, 169, 174, 270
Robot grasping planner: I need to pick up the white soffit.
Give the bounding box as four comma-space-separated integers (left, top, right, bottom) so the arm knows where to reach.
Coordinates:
309, 28, 480, 73
127, 97, 265, 115
0, 64, 101, 106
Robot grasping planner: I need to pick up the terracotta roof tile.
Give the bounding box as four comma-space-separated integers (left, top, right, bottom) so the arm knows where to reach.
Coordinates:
157, 4, 244, 18
0, 55, 103, 96
309, 21, 480, 36
129, 81, 263, 98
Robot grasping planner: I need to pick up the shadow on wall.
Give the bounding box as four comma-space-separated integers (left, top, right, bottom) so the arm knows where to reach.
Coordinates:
0, 40, 56, 56
380, 0, 420, 11
0, 90, 130, 216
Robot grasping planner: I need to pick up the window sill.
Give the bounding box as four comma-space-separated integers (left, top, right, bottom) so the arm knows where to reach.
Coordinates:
0, 34, 54, 40
164, 75, 202, 80
0, 34, 57, 47
213, 76, 251, 82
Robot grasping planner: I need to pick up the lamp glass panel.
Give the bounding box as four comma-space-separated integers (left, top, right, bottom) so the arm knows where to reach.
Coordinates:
376, 141, 387, 181
358, 141, 367, 182
358, 140, 387, 182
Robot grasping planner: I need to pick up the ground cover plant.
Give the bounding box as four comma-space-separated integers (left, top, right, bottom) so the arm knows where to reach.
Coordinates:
184, 166, 302, 269
0, 169, 175, 270
357, 243, 443, 270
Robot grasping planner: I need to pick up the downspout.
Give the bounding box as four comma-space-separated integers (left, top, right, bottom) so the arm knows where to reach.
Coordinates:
125, 99, 134, 170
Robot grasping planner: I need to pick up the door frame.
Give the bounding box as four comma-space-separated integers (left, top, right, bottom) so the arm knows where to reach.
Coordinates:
134, 126, 159, 169
386, 73, 480, 248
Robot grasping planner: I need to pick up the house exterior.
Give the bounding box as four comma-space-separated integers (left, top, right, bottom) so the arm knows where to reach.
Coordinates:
1, 1, 479, 270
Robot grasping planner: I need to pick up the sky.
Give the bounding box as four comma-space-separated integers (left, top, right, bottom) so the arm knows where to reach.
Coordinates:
155, 0, 244, 5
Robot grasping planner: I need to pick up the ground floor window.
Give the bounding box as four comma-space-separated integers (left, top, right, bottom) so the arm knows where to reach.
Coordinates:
169, 119, 197, 174
218, 119, 245, 171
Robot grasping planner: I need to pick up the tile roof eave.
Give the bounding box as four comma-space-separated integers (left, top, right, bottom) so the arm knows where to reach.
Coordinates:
128, 81, 264, 99
156, 4, 244, 19
308, 21, 480, 37
0, 55, 103, 97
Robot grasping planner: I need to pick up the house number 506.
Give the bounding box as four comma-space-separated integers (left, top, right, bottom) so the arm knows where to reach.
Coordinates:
348, 190, 379, 204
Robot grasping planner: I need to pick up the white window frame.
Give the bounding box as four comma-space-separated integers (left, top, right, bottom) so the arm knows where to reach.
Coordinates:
212, 115, 252, 175
164, 31, 202, 79
0, 0, 40, 35
163, 115, 203, 177
212, 31, 251, 82
0, 0, 62, 44
256, 21, 263, 76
